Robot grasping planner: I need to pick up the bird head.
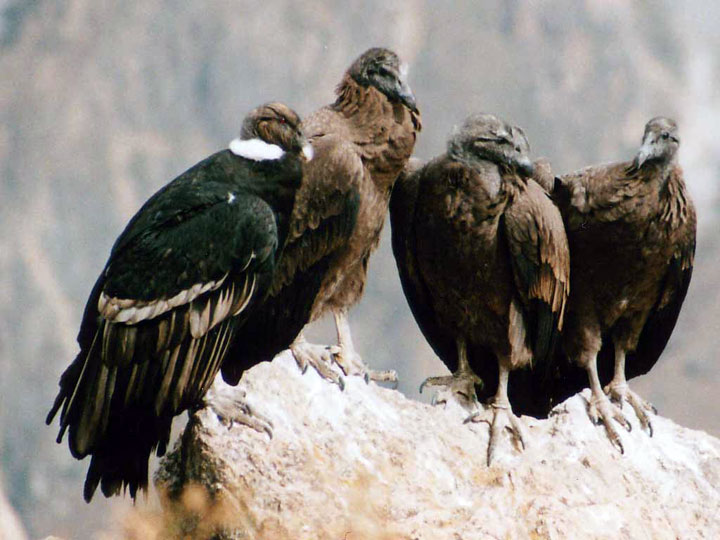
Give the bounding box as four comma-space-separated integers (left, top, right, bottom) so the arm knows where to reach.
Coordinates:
347, 47, 418, 113
448, 113, 534, 177
633, 116, 679, 169
233, 102, 313, 161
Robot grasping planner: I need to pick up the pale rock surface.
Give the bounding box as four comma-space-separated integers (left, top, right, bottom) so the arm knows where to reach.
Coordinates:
156, 352, 720, 539
0, 479, 27, 540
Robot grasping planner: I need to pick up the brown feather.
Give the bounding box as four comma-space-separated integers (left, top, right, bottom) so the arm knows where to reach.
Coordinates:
276, 56, 420, 321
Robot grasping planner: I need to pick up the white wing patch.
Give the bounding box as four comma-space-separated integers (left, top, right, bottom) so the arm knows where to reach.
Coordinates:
99, 274, 229, 324
229, 137, 285, 161
189, 273, 257, 338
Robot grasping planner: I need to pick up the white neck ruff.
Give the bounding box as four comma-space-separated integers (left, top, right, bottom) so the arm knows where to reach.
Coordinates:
229, 138, 285, 161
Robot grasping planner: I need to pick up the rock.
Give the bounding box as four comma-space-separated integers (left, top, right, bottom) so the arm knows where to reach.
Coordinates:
155, 352, 720, 539
0, 478, 27, 540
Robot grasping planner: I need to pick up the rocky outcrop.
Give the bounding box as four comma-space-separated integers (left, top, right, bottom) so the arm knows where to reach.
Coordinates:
156, 352, 720, 539
0, 478, 27, 540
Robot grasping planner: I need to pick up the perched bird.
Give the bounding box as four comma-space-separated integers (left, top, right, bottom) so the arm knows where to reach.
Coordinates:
222, 47, 421, 387
46, 103, 312, 501
552, 117, 696, 450
390, 114, 569, 463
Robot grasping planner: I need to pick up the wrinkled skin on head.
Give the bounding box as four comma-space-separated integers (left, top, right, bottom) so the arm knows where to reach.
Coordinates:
634, 116, 680, 168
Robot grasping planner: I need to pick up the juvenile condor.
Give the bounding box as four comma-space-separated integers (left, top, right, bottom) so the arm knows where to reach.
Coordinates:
222, 48, 421, 387
552, 117, 696, 451
46, 103, 312, 501
390, 114, 569, 463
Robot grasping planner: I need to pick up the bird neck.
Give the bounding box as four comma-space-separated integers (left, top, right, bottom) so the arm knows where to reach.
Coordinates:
333, 74, 393, 129
658, 164, 691, 226
629, 152, 677, 180
332, 75, 419, 192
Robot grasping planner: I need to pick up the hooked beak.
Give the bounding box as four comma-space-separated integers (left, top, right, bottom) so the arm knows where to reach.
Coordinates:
516, 155, 535, 178
634, 140, 653, 168
299, 136, 313, 161
396, 77, 418, 113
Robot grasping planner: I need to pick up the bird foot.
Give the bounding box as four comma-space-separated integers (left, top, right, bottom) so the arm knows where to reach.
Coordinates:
419, 369, 483, 410
290, 340, 345, 389
587, 390, 632, 453
334, 346, 398, 388
604, 380, 656, 436
203, 387, 273, 439
465, 400, 528, 465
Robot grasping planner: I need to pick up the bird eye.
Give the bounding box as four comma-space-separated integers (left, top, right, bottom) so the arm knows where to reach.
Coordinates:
378, 66, 393, 78
661, 132, 669, 140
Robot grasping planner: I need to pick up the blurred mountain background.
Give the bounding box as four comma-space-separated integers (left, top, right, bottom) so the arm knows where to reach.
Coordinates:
1, 0, 718, 537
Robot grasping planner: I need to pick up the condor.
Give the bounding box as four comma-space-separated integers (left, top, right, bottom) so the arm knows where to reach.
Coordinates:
390, 114, 569, 463
223, 48, 421, 387
47, 103, 311, 501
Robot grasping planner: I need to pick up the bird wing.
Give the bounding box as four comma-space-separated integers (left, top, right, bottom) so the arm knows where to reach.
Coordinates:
503, 179, 570, 365
554, 161, 643, 227
271, 133, 362, 291
220, 133, 362, 383
47, 165, 281, 500
390, 159, 460, 371
626, 201, 697, 379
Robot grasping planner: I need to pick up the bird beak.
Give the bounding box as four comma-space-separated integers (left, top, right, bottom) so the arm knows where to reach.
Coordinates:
302, 142, 314, 161
635, 140, 653, 168
516, 156, 534, 177
396, 77, 418, 113
299, 136, 313, 161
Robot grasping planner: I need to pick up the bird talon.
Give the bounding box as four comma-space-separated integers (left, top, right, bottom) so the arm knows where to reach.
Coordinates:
463, 411, 483, 424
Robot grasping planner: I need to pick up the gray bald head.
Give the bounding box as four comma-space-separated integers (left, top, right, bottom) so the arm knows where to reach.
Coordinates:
448, 113, 534, 177
634, 116, 680, 168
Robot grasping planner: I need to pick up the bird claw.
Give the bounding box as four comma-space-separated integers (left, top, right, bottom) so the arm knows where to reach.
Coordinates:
291, 340, 346, 390
478, 401, 529, 465
587, 392, 631, 452
204, 389, 274, 439
333, 346, 398, 387
420, 370, 483, 410
604, 381, 656, 436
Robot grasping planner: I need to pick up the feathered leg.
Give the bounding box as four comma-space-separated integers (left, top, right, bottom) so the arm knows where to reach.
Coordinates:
604, 343, 657, 435
420, 337, 483, 409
